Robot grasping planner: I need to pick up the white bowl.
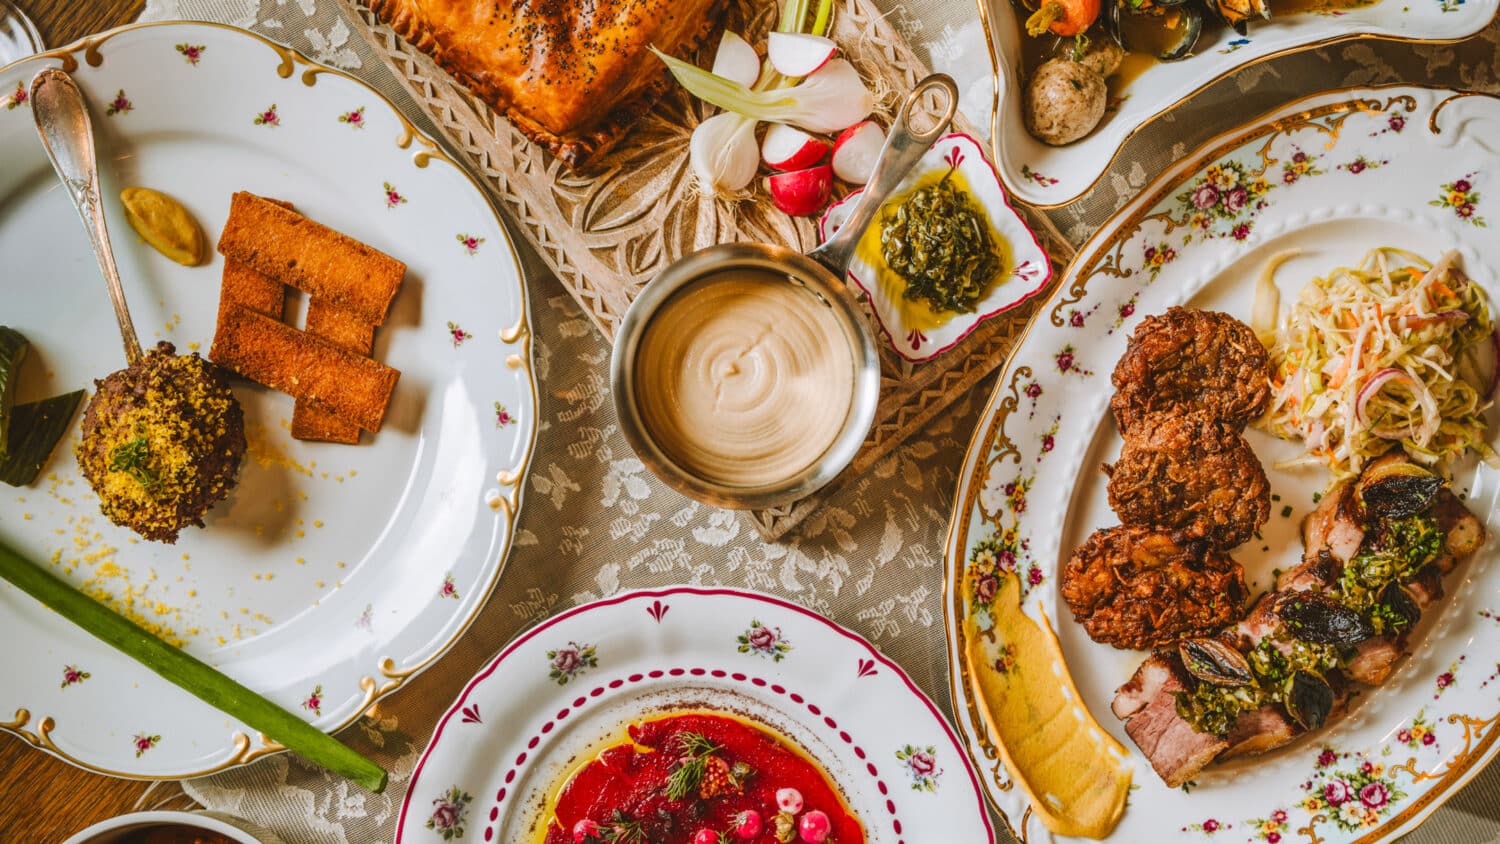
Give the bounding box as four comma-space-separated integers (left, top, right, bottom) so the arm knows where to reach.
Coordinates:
984, 0, 1498, 207
62, 811, 282, 844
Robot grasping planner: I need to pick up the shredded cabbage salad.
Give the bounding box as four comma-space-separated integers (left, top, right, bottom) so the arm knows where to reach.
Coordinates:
1255, 247, 1499, 480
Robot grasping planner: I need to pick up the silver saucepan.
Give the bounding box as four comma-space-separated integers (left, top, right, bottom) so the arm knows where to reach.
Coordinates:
612, 74, 959, 510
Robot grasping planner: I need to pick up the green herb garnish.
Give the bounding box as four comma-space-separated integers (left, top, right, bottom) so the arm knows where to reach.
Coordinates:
108, 432, 157, 489
880, 168, 1002, 315
665, 731, 720, 800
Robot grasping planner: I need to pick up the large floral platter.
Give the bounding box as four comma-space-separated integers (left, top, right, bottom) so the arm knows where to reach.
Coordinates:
0, 22, 536, 778
398, 587, 995, 842
944, 84, 1500, 842
980, 0, 1498, 208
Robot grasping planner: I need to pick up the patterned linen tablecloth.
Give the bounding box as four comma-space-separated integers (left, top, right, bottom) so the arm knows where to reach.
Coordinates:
123, 0, 1500, 840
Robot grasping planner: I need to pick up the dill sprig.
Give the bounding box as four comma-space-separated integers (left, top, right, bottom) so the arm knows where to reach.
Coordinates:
664, 731, 720, 800
108, 433, 157, 489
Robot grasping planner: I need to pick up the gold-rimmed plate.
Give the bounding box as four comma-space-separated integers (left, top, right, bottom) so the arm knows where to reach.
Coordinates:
975, 0, 1498, 208
0, 22, 537, 779
945, 84, 1500, 841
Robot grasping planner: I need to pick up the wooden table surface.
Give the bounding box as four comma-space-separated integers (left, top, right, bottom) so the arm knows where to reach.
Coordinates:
0, 6, 151, 842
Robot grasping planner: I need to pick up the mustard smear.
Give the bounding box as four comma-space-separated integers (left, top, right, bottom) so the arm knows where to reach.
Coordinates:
965, 571, 1132, 839
120, 186, 206, 266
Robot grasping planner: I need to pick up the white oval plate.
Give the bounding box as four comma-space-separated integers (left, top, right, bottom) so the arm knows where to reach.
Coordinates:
0, 22, 536, 778
983, 0, 1498, 208
398, 587, 995, 843
945, 85, 1500, 842
821, 133, 1052, 363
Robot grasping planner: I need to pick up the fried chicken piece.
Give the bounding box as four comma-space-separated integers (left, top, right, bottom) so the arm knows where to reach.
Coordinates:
1061, 525, 1248, 650
1106, 411, 1270, 549
1111, 307, 1271, 432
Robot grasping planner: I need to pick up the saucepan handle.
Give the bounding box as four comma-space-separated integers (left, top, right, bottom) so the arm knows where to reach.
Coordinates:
806, 73, 959, 278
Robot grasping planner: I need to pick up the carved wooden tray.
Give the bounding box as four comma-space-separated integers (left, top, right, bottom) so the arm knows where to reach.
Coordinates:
343, 0, 1071, 539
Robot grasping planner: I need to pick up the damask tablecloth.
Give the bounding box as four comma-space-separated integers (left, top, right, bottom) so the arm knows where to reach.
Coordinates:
115, 0, 1500, 840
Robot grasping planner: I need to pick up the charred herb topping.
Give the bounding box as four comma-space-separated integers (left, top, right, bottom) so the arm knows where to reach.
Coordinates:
1337, 513, 1442, 612
664, 731, 720, 800
879, 168, 1002, 314
1175, 637, 1339, 737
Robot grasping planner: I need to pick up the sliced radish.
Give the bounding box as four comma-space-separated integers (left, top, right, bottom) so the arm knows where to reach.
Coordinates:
830, 120, 885, 183
762, 123, 830, 171
711, 31, 761, 89
767, 32, 837, 78
767, 164, 833, 216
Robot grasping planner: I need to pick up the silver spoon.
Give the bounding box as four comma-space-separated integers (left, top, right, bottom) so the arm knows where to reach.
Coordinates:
0, 0, 42, 65
30, 67, 144, 367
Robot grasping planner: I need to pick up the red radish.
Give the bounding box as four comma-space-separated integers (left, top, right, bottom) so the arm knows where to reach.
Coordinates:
692, 830, 719, 844
776, 787, 804, 814
830, 120, 885, 183
711, 31, 761, 88
762, 123, 830, 171
798, 810, 832, 843
767, 165, 833, 216
572, 819, 600, 843
767, 32, 837, 77
734, 810, 763, 839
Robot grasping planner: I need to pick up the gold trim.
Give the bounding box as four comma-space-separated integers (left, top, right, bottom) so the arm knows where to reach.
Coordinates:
0, 19, 543, 781
943, 83, 1500, 839
976, 0, 1500, 210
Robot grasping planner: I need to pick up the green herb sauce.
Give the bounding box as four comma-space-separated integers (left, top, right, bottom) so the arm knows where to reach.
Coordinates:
878, 167, 1004, 315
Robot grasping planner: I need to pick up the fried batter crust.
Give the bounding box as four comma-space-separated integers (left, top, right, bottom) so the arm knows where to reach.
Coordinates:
1061, 525, 1248, 650
1107, 411, 1271, 549
1111, 307, 1270, 432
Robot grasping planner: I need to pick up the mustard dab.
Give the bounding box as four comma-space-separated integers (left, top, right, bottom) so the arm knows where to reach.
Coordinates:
120, 186, 206, 266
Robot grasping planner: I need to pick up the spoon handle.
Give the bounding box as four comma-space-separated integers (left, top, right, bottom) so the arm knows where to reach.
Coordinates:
807, 73, 960, 277
30, 68, 143, 368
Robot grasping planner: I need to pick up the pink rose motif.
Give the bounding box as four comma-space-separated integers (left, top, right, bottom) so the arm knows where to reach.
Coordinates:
1202, 819, 1219, 833
1359, 782, 1389, 809
430, 802, 460, 830
1317, 749, 1338, 767
1324, 779, 1354, 806
1360, 760, 1374, 775
440, 580, 456, 598
552, 647, 583, 674
1070, 311, 1085, 327
1191, 183, 1220, 210
1389, 114, 1406, 132
908, 751, 937, 777
1272, 810, 1287, 823
1349, 160, 1366, 174
1027, 566, 1043, 586
1283, 170, 1298, 184
1231, 223, 1251, 241
1041, 434, 1055, 453
997, 548, 1016, 570
748, 626, 778, 651
1267, 834, 1281, 844
1025, 382, 1042, 399
1223, 186, 1249, 213
1437, 671, 1454, 690
1457, 204, 1475, 219
1057, 350, 1075, 371
974, 573, 999, 604
1144, 246, 1157, 262
1422, 732, 1436, 746
1292, 151, 1307, 164
1397, 729, 1411, 743
1119, 302, 1135, 319
1453, 179, 1472, 193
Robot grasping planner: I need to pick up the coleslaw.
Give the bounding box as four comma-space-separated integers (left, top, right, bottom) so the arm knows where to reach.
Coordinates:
1255, 247, 1499, 480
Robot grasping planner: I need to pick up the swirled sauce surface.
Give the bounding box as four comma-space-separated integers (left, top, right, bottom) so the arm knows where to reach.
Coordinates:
634, 270, 855, 487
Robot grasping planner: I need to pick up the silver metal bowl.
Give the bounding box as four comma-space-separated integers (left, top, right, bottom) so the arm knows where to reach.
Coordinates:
611, 243, 882, 510
610, 74, 959, 510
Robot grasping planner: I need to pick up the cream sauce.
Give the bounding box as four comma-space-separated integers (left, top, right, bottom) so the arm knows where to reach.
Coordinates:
634, 270, 855, 488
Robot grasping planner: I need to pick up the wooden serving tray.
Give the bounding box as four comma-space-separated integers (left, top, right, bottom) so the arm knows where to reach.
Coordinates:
343, 0, 1071, 540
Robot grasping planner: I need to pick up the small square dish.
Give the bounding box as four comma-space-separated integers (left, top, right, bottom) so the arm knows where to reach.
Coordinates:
820, 132, 1051, 363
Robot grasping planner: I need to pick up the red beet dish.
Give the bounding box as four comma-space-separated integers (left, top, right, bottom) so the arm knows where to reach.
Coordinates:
542, 712, 864, 844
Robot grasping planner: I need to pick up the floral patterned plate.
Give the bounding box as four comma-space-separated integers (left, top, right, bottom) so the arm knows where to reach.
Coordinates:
944, 85, 1500, 842
984, 0, 1497, 208
0, 22, 536, 778
820, 133, 1051, 363
397, 587, 995, 842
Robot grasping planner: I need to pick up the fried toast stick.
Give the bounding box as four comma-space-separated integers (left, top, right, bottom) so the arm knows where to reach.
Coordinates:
216, 191, 406, 325
291, 302, 375, 444
210, 306, 398, 433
